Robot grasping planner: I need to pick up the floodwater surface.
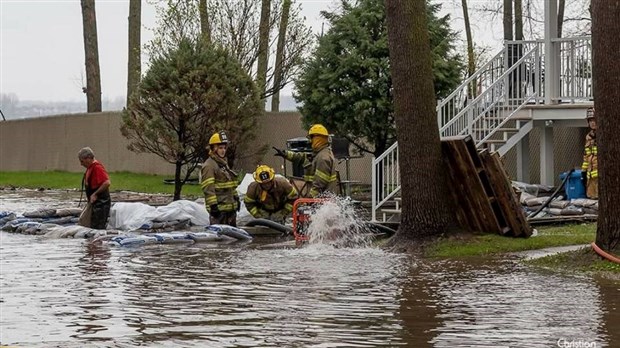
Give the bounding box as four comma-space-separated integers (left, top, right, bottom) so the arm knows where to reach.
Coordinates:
1, 191, 619, 347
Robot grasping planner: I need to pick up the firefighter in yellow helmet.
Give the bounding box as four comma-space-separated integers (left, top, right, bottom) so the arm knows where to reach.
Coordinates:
201, 131, 240, 226
273, 124, 337, 197
581, 107, 598, 199
244, 165, 298, 223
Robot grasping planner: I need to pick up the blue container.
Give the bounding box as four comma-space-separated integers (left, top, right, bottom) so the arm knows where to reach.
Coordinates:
559, 170, 586, 200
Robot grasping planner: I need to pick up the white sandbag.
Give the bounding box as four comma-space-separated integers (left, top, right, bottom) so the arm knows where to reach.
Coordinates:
207, 224, 252, 240
154, 200, 211, 226
108, 202, 158, 230
153, 232, 194, 244
236, 173, 255, 196
187, 231, 227, 242
118, 235, 160, 247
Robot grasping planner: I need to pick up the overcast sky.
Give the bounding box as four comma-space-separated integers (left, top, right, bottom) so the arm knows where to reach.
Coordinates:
0, 0, 501, 103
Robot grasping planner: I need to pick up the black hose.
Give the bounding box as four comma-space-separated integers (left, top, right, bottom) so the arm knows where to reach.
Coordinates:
528, 169, 574, 219
244, 218, 293, 234
363, 221, 398, 236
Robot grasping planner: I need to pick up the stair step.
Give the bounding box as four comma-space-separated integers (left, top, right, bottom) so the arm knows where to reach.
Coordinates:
381, 208, 401, 214
472, 127, 519, 132
483, 139, 506, 144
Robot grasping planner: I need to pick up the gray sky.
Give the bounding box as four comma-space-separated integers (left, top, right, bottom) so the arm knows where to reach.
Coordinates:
0, 0, 501, 103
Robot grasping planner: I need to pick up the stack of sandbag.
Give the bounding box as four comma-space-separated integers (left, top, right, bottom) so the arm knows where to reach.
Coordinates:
516, 186, 598, 218
102, 224, 252, 247
42, 225, 116, 239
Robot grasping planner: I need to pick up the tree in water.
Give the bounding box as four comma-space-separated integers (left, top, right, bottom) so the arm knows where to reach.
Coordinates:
385, 0, 458, 246
592, 0, 620, 253
295, 0, 462, 158
80, 0, 102, 112
126, 0, 141, 105
121, 39, 262, 200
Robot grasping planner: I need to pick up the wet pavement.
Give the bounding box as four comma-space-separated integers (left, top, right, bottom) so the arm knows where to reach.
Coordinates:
1, 191, 619, 347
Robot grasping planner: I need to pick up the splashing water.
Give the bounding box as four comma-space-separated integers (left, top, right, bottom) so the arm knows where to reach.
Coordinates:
304, 194, 374, 248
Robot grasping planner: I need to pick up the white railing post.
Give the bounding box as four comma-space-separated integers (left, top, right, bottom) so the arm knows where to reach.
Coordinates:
371, 156, 376, 222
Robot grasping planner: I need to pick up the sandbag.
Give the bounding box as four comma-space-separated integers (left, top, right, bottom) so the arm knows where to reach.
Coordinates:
549, 200, 570, 209
525, 197, 550, 207
187, 231, 227, 242
570, 199, 598, 208
78, 203, 92, 227
154, 232, 194, 244
561, 206, 584, 216
207, 224, 252, 240
55, 208, 83, 217
23, 208, 57, 218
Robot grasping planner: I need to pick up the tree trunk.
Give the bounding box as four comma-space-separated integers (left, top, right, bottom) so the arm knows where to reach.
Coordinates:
199, 0, 211, 45
271, 0, 291, 112
461, 0, 476, 98
514, 0, 523, 40
80, 0, 102, 112
557, 0, 565, 38
126, 0, 141, 106
592, 0, 620, 253
257, 0, 271, 103
503, 0, 513, 41
385, 0, 457, 244
174, 160, 183, 201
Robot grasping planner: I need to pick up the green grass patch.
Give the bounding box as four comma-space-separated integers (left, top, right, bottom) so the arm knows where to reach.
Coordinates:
0, 171, 203, 197
526, 247, 620, 277
426, 223, 596, 258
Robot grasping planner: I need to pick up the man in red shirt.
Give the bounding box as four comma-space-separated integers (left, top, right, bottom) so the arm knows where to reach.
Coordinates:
78, 147, 111, 229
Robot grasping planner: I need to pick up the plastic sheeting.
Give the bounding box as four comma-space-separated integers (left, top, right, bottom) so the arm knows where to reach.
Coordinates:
108, 200, 212, 230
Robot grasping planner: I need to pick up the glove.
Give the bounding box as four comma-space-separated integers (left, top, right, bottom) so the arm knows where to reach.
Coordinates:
273, 147, 286, 158
210, 204, 220, 217
581, 171, 588, 187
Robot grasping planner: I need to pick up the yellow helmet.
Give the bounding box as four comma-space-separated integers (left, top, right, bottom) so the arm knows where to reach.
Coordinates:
308, 124, 329, 137
253, 165, 275, 184
209, 131, 229, 145
586, 107, 595, 120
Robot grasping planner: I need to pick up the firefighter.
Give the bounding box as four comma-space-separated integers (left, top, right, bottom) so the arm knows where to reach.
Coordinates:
201, 131, 240, 226
244, 165, 298, 223
274, 124, 337, 197
581, 107, 598, 199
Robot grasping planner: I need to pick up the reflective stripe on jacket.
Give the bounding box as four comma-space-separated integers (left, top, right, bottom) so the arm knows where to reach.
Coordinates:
201, 154, 239, 212
582, 130, 598, 178
309, 145, 338, 197
244, 176, 298, 218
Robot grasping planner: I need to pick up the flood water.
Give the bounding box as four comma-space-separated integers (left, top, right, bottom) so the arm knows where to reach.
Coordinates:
1, 191, 619, 347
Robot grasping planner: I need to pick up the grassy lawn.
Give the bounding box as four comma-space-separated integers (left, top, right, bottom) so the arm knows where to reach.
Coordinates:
426, 223, 597, 258
526, 247, 620, 276
0, 171, 203, 197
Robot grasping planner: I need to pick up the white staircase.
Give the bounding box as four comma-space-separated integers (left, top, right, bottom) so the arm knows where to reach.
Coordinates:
372, 37, 593, 222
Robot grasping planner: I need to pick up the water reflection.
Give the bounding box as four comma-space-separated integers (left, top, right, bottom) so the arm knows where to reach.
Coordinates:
1, 191, 619, 347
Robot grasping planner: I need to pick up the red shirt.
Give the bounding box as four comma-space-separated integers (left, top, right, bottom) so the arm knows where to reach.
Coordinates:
85, 160, 109, 189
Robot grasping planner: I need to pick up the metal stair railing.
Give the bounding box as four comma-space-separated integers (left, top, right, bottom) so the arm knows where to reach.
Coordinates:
436, 50, 505, 129
371, 141, 400, 222
439, 45, 540, 144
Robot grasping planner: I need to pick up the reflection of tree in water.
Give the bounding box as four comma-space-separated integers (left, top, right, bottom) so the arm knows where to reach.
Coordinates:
397, 257, 444, 346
